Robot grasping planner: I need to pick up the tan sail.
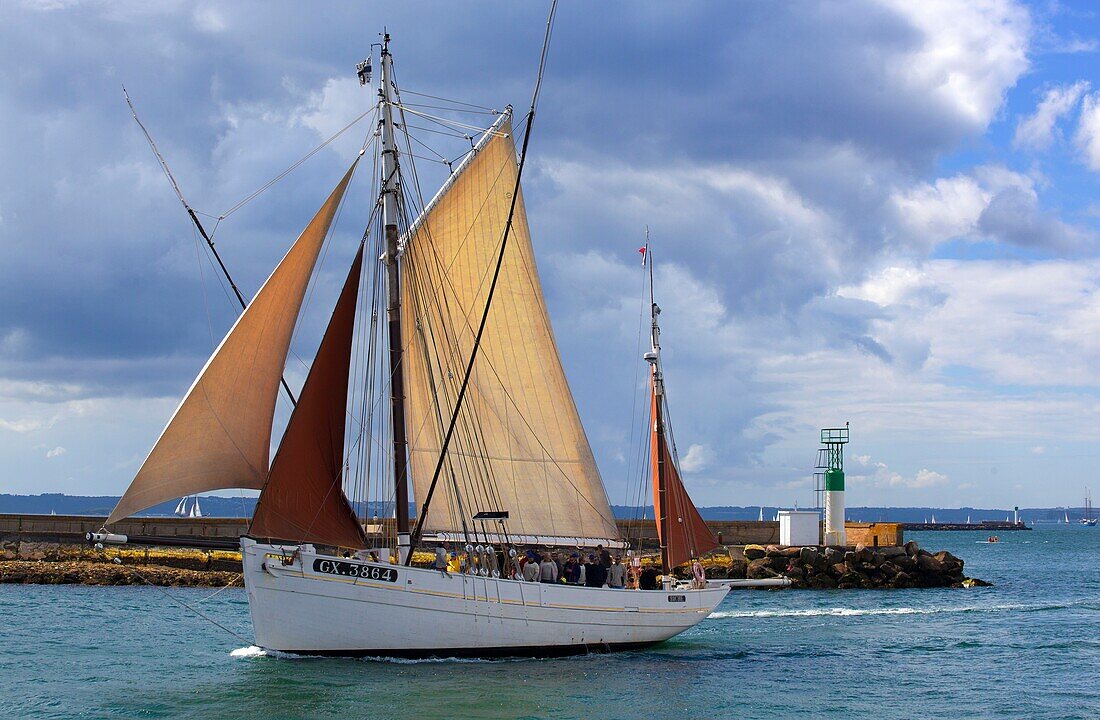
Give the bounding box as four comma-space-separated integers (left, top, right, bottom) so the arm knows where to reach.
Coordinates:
400, 121, 619, 542
250, 245, 367, 550
107, 163, 357, 524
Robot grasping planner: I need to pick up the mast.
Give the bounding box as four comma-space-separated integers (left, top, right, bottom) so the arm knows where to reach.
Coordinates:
644, 240, 672, 575
378, 33, 412, 544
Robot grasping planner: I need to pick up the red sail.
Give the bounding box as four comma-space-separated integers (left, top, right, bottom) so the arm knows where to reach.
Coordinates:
651, 373, 718, 570
250, 246, 367, 549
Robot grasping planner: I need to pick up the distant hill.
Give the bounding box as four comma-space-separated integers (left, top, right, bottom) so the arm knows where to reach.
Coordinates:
0, 494, 1085, 523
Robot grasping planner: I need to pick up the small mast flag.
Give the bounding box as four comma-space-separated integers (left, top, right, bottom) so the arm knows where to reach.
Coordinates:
639, 245, 647, 266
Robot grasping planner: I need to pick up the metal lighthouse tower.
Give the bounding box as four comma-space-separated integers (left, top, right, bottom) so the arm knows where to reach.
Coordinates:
816, 424, 850, 546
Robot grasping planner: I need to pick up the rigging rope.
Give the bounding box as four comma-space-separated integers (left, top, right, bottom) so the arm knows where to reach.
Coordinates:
218, 108, 375, 220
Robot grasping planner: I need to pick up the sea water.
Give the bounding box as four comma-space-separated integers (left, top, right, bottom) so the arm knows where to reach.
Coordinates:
1, 527, 1097, 719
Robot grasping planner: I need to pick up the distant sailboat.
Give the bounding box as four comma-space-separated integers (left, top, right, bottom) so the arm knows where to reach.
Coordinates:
189, 496, 203, 518
1082, 490, 1097, 527
1064, 510, 1070, 524
174, 497, 188, 517
758, 506, 764, 522
931, 514, 937, 525
966, 514, 971, 525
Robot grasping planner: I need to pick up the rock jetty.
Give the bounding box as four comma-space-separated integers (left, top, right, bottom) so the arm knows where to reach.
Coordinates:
0, 560, 242, 587
724, 540, 990, 589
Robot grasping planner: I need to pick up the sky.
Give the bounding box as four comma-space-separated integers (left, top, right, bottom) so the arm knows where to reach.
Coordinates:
1, 0, 1099, 510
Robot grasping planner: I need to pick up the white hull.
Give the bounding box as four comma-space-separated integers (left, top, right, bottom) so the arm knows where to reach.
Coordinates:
241, 538, 728, 657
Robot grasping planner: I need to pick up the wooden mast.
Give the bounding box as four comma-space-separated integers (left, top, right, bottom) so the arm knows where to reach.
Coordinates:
645, 241, 672, 576
378, 34, 412, 551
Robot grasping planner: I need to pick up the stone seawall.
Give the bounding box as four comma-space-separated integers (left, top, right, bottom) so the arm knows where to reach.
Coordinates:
706, 540, 990, 589
1, 513, 786, 547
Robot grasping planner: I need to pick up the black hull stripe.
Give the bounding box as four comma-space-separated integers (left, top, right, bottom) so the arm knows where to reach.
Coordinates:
272, 640, 661, 660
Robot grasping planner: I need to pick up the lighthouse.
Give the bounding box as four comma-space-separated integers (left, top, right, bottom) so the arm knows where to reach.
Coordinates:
817, 424, 850, 546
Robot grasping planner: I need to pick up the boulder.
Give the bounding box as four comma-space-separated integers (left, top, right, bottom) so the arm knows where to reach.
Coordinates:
854, 545, 875, 564
747, 558, 779, 579
837, 572, 862, 589
799, 547, 820, 564
961, 577, 993, 588
829, 562, 847, 578
904, 540, 920, 557
823, 547, 843, 562
769, 555, 791, 571
879, 561, 900, 577
879, 546, 906, 558
727, 559, 748, 579
917, 554, 944, 573
744, 544, 767, 561
893, 555, 916, 571
889, 571, 912, 588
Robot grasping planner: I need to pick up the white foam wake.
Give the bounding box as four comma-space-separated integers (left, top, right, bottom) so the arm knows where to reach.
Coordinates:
708, 603, 1045, 620
230, 645, 305, 660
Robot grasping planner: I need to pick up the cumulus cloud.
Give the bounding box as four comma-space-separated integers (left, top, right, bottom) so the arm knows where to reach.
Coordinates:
3, 0, 1096, 508
890, 165, 1097, 253
679, 444, 714, 473
45, 446, 66, 459
1074, 92, 1100, 171
1013, 81, 1089, 150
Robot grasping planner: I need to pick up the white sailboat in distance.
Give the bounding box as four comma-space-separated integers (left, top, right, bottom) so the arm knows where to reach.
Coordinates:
91, 24, 727, 657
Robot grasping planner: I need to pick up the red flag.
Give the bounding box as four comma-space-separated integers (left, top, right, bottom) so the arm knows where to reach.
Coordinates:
638, 246, 647, 266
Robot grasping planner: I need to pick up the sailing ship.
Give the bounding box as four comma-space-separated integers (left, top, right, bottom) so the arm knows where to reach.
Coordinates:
174, 496, 201, 518
1082, 490, 1097, 527
92, 32, 727, 657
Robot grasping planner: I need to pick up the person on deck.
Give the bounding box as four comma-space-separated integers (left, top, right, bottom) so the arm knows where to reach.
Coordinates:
563, 554, 581, 585
597, 544, 611, 569
433, 542, 450, 577
522, 554, 540, 582
539, 553, 558, 584
639, 565, 659, 590
585, 553, 608, 588
607, 555, 627, 589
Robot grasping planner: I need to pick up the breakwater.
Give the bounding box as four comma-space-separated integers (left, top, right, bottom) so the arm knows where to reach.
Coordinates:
712, 541, 990, 589
902, 522, 1029, 531
2, 513, 905, 548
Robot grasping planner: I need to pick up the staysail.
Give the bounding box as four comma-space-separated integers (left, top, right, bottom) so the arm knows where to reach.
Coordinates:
399, 119, 620, 542
650, 373, 718, 570
249, 245, 367, 549
107, 163, 357, 524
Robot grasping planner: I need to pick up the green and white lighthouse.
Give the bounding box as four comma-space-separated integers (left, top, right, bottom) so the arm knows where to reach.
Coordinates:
819, 425, 849, 547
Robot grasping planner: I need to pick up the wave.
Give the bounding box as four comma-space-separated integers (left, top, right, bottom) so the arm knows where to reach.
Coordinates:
708, 602, 1071, 620
230, 645, 308, 660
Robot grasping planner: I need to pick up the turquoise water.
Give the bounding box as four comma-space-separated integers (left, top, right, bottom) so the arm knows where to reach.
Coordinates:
2, 527, 1097, 719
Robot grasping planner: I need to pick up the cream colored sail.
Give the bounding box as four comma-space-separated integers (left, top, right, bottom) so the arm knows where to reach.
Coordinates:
107, 164, 356, 524
400, 121, 619, 541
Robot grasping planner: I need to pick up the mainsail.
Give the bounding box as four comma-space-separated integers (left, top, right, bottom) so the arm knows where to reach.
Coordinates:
249, 245, 367, 549
107, 163, 357, 524
400, 120, 620, 542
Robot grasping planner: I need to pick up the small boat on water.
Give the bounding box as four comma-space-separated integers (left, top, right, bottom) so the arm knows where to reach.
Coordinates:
91, 20, 728, 657
1082, 490, 1097, 527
